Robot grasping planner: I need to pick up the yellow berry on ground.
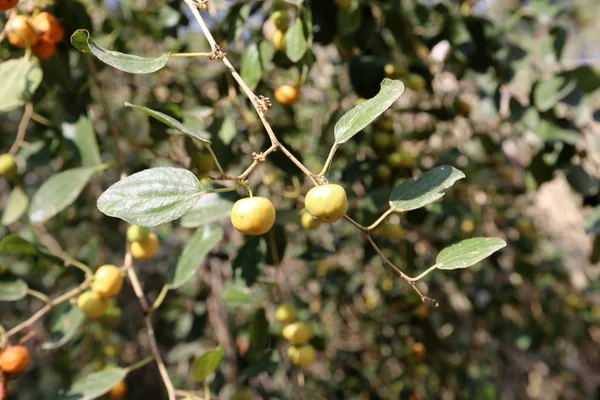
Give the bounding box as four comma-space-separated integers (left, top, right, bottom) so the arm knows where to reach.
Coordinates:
305, 184, 348, 223
275, 303, 297, 323
92, 264, 123, 298
77, 291, 110, 318
282, 321, 312, 345
231, 197, 276, 235
130, 232, 160, 260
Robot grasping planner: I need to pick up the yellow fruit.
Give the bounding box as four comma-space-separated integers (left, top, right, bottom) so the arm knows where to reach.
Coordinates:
127, 225, 150, 242
271, 10, 291, 31
384, 64, 395, 77
413, 342, 426, 360
282, 322, 312, 345
196, 153, 215, 174
109, 381, 127, 399
301, 211, 321, 231
32, 38, 57, 60
305, 184, 348, 223
407, 74, 426, 92
373, 132, 393, 149
0, 0, 18, 11
0, 345, 30, 374
272, 29, 286, 51
387, 152, 404, 168
290, 345, 316, 368
92, 264, 123, 298
0, 154, 18, 179
104, 344, 120, 358
231, 197, 276, 235
77, 291, 110, 318
274, 84, 300, 105
30, 12, 64, 44
275, 303, 297, 323
130, 232, 160, 260
376, 165, 391, 181
262, 172, 279, 186
5, 15, 38, 48
461, 219, 475, 234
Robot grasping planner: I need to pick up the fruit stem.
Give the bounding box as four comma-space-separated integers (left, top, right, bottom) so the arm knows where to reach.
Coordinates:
64, 256, 94, 277
203, 144, 224, 175
366, 208, 394, 231
317, 142, 339, 178
409, 264, 439, 282
169, 52, 213, 58
26, 289, 50, 304
151, 285, 171, 311
125, 356, 155, 373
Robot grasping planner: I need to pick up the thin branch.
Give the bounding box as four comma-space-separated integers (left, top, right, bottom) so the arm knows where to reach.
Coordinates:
9, 103, 33, 155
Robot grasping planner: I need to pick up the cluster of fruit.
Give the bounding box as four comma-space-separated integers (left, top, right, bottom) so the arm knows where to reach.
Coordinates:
127, 225, 160, 260
77, 264, 123, 319
230, 183, 347, 236
2, 3, 64, 60
275, 304, 316, 368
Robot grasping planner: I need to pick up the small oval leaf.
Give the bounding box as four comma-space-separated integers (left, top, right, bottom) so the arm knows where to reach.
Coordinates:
334, 79, 404, 144
240, 43, 263, 90
65, 366, 127, 400
0, 279, 28, 301
71, 29, 169, 74
97, 167, 205, 226
62, 115, 102, 167
437, 237, 507, 270
181, 193, 235, 228
0, 58, 43, 113
29, 167, 96, 225
124, 103, 210, 144
285, 19, 307, 62
533, 75, 576, 112
42, 306, 85, 350
0, 234, 63, 264
171, 225, 224, 289
389, 166, 465, 212
192, 345, 225, 382
2, 186, 29, 225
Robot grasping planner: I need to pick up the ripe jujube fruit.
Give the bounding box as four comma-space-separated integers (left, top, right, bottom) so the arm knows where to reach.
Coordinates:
282, 321, 312, 345
130, 232, 160, 260
77, 291, 110, 318
274, 84, 300, 106
30, 12, 64, 44
275, 303, 296, 323
109, 381, 127, 399
231, 197, 276, 235
0, 154, 18, 179
0, 0, 18, 11
5, 15, 38, 48
290, 344, 316, 368
301, 211, 321, 231
0, 345, 30, 374
31, 39, 57, 60
305, 184, 348, 223
92, 264, 123, 298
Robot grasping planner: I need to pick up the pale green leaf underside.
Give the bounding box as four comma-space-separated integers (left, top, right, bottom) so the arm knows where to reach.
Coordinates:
29, 167, 96, 225
61, 115, 102, 167
65, 367, 127, 400
71, 29, 169, 74
171, 225, 223, 289
2, 186, 29, 225
97, 167, 205, 226
124, 103, 210, 144
192, 345, 225, 382
42, 306, 85, 350
389, 166, 465, 212
285, 19, 307, 62
334, 79, 404, 143
181, 193, 234, 227
0, 279, 28, 301
240, 43, 263, 90
436, 237, 507, 270
0, 58, 43, 113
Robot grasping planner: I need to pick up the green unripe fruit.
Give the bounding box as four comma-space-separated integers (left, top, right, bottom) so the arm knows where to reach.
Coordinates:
271, 10, 291, 31
387, 152, 404, 168
407, 74, 426, 92
196, 153, 215, 174
275, 303, 297, 323
373, 132, 393, 150
0, 154, 18, 179
102, 304, 123, 328
376, 165, 392, 181
127, 225, 150, 242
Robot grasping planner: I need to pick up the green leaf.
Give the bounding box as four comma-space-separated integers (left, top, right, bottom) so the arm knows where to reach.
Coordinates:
334, 79, 404, 143
0, 235, 39, 256
124, 103, 210, 144
171, 225, 223, 289
0, 279, 28, 301
232, 237, 265, 286
533, 76, 576, 112
436, 237, 507, 270
566, 165, 599, 197
2, 186, 29, 225
29, 167, 96, 225
0, 58, 43, 112
285, 19, 307, 62
181, 193, 235, 228
62, 115, 102, 167
337, 1, 362, 36
240, 43, 263, 90
97, 167, 206, 226
42, 306, 85, 350
222, 287, 252, 307
192, 345, 225, 382
65, 366, 127, 400
71, 29, 169, 74
389, 166, 465, 212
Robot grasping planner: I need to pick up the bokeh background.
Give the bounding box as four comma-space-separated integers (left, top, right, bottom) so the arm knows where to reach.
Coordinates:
1, 0, 600, 399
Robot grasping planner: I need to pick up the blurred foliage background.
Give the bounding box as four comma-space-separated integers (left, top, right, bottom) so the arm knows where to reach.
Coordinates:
2, 0, 600, 399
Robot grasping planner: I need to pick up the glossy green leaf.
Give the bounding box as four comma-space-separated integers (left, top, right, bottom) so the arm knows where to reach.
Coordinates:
71, 29, 169, 74
65, 366, 127, 399
0, 58, 43, 112
533, 76, 576, 112
335, 79, 404, 143
97, 167, 206, 226
124, 103, 210, 144
62, 115, 102, 167
181, 193, 235, 228
285, 19, 307, 62
171, 225, 223, 289
29, 167, 96, 225
389, 166, 465, 212
2, 186, 29, 225
436, 237, 507, 270
192, 345, 225, 382
42, 306, 85, 350
240, 43, 263, 90
0, 279, 28, 301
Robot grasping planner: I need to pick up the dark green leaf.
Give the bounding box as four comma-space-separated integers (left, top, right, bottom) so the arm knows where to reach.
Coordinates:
65, 366, 127, 400
389, 166, 465, 212
337, 2, 362, 36
566, 165, 599, 197
285, 19, 307, 62
0, 58, 43, 112
62, 115, 102, 167
192, 346, 225, 382
335, 79, 404, 143
2, 186, 29, 225
181, 193, 235, 228
29, 167, 96, 225
248, 308, 270, 359
71, 29, 169, 74
171, 225, 223, 289
42, 306, 85, 350
0, 279, 28, 301
436, 237, 507, 270
97, 167, 206, 226
0, 235, 62, 264
232, 237, 266, 286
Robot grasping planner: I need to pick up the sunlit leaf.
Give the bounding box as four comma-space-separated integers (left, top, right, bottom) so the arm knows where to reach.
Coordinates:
0, 279, 28, 301
0, 58, 43, 112
65, 366, 127, 400
436, 237, 507, 270
181, 193, 235, 228
2, 186, 29, 225
192, 345, 225, 382
285, 19, 307, 62
241, 43, 263, 90
42, 306, 85, 350
62, 115, 102, 167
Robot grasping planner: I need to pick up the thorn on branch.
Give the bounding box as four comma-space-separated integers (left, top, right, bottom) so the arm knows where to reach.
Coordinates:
209, 45, 226, 61
255, 95, 272, 112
